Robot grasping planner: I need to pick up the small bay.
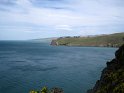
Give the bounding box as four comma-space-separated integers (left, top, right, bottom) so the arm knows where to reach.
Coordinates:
0, 41, 116, 93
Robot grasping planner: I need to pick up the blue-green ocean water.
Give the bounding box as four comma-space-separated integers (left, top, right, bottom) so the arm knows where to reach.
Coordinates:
0, 41, 117, 93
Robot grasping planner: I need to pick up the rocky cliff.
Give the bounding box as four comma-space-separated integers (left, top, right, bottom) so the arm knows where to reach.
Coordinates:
51, 40, 58, 46
87, 44, 124, 93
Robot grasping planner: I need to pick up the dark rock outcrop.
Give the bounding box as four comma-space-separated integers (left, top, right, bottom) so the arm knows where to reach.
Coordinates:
87, 44, 124, 93
51, 40, 58, 46
115, 44, 124, 64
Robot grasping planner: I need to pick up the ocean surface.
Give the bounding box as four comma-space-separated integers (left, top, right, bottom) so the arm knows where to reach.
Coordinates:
0, 41, 117, 93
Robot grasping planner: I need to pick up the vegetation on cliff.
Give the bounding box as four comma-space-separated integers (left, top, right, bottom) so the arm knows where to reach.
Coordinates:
29, 87, 63, 93
87, 44, 124, 93
51, 32, 124, 47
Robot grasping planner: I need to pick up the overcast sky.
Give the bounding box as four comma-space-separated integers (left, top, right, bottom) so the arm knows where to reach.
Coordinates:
0, 0, 124, 40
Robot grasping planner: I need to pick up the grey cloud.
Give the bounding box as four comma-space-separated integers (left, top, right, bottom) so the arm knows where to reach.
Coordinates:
0, 0, 18, 12
97, 0, 124, 7
30, 0, 70, 9
0, 0, 17, 6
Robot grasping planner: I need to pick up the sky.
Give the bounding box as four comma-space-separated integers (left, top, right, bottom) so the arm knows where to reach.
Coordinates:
0, 0, 124, 40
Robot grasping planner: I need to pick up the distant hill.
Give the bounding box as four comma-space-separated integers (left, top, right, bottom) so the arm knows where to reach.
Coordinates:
51, 32, 124, 47
31, 37, 57, 43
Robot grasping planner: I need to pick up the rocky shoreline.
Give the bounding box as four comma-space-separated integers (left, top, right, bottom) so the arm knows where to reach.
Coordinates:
87, 44, 124, 93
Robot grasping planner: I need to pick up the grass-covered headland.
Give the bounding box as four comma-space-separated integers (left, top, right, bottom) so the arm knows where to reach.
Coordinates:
51, 32, 124, 47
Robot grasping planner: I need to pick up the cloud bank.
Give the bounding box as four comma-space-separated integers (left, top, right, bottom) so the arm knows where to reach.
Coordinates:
0, 0, 124, 40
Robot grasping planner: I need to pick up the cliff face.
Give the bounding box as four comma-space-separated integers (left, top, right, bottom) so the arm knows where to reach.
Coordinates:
51, 40, 58, 46
87, 44, 124, 93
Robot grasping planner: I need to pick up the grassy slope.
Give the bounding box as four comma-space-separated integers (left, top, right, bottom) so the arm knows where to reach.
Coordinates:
54, 33, 124, 47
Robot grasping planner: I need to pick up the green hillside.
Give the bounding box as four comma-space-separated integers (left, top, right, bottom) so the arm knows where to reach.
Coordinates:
51, 32, 124, 47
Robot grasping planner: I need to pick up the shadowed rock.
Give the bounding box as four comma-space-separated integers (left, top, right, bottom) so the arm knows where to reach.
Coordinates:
115, 44, 124, 64
51, 40, 58, 46
87, 44, 124, 93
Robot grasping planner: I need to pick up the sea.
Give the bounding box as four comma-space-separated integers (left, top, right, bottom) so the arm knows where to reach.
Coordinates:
0, 41, 117, 93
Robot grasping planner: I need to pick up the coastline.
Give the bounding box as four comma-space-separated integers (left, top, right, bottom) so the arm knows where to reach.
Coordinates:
50, 32, 124, 48
87, 44, 124, 93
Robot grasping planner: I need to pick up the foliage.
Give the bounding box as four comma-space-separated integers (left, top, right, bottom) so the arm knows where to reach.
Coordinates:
30, 86, 48, 93
113, 83, 124, 93
41, 87, 48, 93
95, 68, 124, 93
